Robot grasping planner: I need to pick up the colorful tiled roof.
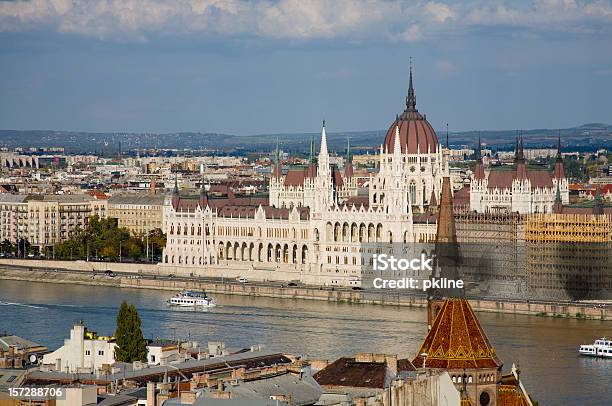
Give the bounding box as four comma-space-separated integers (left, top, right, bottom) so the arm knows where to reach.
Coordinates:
413, 298, 503, 369
497, 385, 531, 406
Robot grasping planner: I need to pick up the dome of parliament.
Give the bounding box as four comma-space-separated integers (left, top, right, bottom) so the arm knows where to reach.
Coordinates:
383, 69, 439, 154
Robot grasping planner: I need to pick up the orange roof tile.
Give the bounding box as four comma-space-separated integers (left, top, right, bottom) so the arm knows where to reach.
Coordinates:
413, 298, 502, 369
498, 385, 531, 406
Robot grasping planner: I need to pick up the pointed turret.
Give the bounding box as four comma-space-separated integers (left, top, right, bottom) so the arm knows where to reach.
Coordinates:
344, 138, 353, 178
474, 134, 485, 180
436, 177, 457, 245
594, 184, 604, 215
554, 131, 564, 179
429, 188, 438, 213
199, 177, 208, 209
515, 135, 525, 163
272, 139, 282, 179
427, 177, 462, 326
446, 123, 449, 149
415, 298, 502, 369
309, 136, 316, 163
171, 173, 180, 209
319, 120, 329, 157
553, 182, 563, 214
515, 135, 527, 180
393, 124, 401, 157
406, 62, 417, 112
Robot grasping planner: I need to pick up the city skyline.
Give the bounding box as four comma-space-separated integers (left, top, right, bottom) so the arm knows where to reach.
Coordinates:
1, 0, 611, 135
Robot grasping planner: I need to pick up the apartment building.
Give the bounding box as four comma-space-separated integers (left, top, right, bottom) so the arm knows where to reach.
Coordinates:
108, 194, 165, 235
0, 194, 28, 246
0, 194, 107, 251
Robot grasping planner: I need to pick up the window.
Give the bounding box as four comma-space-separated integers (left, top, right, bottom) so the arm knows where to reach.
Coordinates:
98, 350, 104, 356
85, 350, 91, 355
479, 391, 490, 406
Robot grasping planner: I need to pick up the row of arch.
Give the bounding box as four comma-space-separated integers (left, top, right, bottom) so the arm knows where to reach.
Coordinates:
218, 241, 309, 264
165, 254, 208, 265
324, 222, 411, 244
450, 373, 495, 384
169, 224, 209, 236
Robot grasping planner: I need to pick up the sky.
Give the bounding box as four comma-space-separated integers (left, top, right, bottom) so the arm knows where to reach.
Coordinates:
0, 0, 611, 136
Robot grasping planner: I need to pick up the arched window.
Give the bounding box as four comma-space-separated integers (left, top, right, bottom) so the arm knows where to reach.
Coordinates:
422, 181, 427, 206
409, 181, 416, 204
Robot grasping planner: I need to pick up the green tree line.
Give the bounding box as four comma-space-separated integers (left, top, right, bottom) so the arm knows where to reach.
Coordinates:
49, 216, 166, 261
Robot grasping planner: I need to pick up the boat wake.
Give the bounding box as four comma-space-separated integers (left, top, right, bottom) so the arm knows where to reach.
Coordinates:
0, 301, 43, 309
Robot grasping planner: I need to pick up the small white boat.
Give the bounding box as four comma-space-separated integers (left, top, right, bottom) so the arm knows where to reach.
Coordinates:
167, 291, 216, 308
578, 337, 612, 358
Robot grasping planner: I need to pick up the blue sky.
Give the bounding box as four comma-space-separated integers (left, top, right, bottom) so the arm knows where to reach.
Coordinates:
1, 0, 611, 136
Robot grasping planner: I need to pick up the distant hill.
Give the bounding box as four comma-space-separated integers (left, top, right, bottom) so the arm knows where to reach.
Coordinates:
0, 123, 610, 155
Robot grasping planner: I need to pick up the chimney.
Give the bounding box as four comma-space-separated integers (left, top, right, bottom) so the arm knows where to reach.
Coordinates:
146, 382, 156, 406
385, 354, 398, 375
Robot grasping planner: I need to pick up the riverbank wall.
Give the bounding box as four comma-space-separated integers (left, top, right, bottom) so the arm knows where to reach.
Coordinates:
0, 263, 609, 321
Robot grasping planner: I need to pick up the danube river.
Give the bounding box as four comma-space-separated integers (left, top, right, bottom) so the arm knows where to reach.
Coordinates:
1, 280, 610, 405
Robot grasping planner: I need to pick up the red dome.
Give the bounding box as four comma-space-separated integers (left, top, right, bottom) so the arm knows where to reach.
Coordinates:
383, 70, 439, 154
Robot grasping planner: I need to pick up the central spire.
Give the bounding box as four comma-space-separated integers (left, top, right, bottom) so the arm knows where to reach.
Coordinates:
406, 59, 417, 111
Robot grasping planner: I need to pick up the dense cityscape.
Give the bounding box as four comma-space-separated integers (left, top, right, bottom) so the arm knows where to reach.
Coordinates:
2, 0, 612, 405
0, 71, 610, 406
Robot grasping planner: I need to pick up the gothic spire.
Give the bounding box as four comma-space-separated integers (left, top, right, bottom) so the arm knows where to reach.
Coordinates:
171, 173, 180, 209
515, 134, 525, 163
553, 182, 563, 214
199, 175, 208, 208
319, 120, 329, 157
345, 137, 351, 162
172, 173, 179, 195
594, 185, 604, 215
476, 132, 482, 161
274, 138, 280, 164
556, 130, 562, 161
406, 60, 417, 112
309, 136, 315, 162
446, 123, 449, 149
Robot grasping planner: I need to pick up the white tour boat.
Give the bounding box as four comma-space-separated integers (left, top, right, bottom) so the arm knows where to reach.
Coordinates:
578, 337, 612, 358
167, 291, 216, 308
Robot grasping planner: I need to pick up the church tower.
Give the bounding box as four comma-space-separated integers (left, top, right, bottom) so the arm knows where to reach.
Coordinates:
314, 121, 334, 212
427, 176, 461, 328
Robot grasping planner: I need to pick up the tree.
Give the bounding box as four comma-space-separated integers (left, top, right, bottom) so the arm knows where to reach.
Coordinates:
53, 215, 150, 261
147, 228, 167, 259
114, 301, 147, 363
0, 239, 15, 255
17, 238, 31, 257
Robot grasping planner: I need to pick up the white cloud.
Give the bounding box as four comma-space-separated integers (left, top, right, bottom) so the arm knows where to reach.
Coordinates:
396, 25, 424, 42
435, 60, 456, 75
0, 0, 610, 41
425, 2, 454, 23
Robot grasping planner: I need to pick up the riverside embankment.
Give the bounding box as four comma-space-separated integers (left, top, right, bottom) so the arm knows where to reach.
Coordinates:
0, 259, 609, 320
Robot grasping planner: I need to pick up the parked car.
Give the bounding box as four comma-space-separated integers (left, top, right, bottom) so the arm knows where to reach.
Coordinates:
237, 277, 248, 283
287, 282, 298, 287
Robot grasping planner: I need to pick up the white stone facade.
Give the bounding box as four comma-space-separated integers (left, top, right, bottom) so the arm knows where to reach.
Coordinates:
470, 174, 569, 214
161, 123, 443, 286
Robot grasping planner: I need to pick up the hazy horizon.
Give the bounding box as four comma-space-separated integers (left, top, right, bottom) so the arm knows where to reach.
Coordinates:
1, 1, 611, 136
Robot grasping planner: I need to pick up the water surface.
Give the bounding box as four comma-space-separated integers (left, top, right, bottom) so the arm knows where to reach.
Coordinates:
1, 280, 610, 405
